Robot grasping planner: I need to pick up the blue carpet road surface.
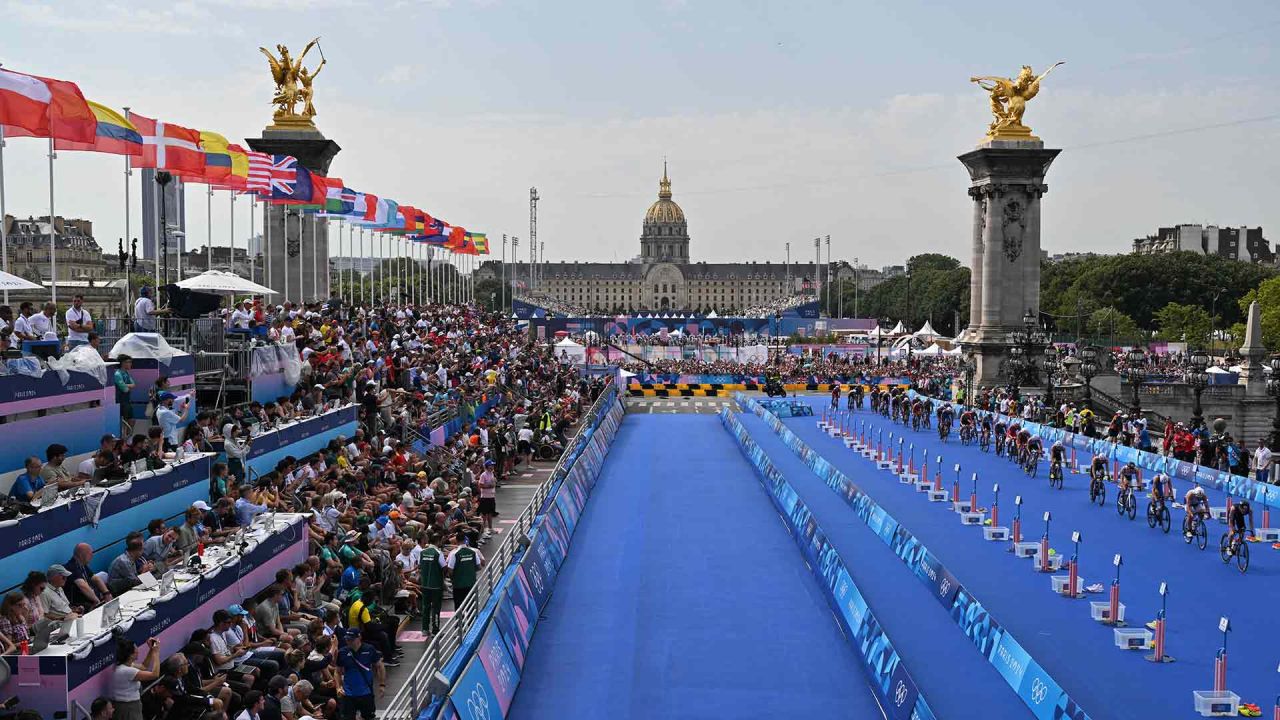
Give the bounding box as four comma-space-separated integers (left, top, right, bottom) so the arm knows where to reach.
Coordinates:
785, 398, 1280, 719
506, 413, 883, 720
735, 411, 1033, 719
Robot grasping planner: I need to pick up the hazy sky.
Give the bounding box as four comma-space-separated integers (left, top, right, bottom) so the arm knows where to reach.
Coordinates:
2, 0, 1278, 269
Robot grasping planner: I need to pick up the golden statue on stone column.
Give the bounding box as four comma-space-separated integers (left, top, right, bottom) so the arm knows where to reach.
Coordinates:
260, 38, 325, 130
970, 62, 1063, 142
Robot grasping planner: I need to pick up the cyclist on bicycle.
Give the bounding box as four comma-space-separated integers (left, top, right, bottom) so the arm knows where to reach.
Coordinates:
1227, 499, 1254, 552
1089, 455, 1109, 484
1025, 434, 1043, 462
831, 385, 841, 410
1016, 428, 1032, 464
848, 384, 859, 410
1184, 485, 1210, 539
938, 404, 954, 439
993, 418, 1007, 455
1118, 461, 1141, 494
959, 408, 975, 437
1150, 472, 1172, 506
1049, 440, 1066, 472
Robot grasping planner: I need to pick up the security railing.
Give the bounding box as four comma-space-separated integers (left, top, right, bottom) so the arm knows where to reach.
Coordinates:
380, 383, 617, 720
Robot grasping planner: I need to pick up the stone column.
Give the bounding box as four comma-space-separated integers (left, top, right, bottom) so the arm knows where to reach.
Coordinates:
967, 190, 985, 330
245, 128, 341, 306
957, 140, 1060, 387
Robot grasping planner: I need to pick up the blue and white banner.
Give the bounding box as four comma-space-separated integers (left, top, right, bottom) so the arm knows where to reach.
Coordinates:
720, 408, 937, 720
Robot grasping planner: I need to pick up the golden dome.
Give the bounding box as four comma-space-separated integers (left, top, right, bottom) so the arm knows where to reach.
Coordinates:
644, 162, 686, 225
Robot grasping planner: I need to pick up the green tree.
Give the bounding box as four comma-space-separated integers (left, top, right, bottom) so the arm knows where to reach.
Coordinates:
1040, 252, 1274, 332
1153, 302, 1213, 344
1087, 307, 1141, 345
849, 254, 969, 335
1238, 275, 1280, 349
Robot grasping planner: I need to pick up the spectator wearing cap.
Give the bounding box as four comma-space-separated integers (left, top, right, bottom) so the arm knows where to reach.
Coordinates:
40, 443, 87, 491
133, 286, 158, 333
156, 391, 191, 450
215, 606, 281, 679
337, 628, 384, 720
41, 564, 81, 620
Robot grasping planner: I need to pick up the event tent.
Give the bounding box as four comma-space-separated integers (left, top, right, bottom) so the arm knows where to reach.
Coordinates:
889, 321, 908, 335
913, 321, 940, 340
0, 270, 42, 291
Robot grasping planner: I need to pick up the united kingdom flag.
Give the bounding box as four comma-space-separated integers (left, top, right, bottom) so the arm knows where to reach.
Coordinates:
268, 154, 314, 204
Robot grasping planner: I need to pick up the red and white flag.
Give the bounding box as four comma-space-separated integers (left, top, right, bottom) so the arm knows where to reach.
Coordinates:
131, 113, 205, 176
0, 68, 96, 143
246, 150, 271, 194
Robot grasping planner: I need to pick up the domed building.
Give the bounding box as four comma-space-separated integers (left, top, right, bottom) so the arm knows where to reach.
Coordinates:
478, 164, 846, 315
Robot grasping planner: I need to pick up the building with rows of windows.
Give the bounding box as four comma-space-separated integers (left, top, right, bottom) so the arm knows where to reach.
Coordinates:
476, 166, 852, 315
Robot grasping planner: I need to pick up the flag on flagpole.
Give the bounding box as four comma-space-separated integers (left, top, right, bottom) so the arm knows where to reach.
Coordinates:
468, 232, 489, 254
245, 151, 271, 194
132, 113, 206, 175
0, 68, 96, 144
267, 154, 314, 204
174, 130, 234, 184
212, 144, 250, 191
52, 100, 142, 155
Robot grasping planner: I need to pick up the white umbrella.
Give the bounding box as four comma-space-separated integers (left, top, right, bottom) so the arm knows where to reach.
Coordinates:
0, 269, 42, 291
175, 270, 277, 295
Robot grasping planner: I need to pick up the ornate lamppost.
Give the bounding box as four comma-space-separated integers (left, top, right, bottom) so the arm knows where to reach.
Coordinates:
1184, 348, 1210, 429
1079, 345, 1099, 407
1043, 344, 1060, 416
1125, 347, 1146, 417
1267, 356, 1280, 449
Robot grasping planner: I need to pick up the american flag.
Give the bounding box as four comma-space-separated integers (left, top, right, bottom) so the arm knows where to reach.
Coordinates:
268, 154, 299, 195
246, 151, 271, 193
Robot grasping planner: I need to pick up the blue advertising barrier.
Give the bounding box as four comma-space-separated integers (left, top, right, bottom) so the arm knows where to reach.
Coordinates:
738, 393, 1093, 720
0, 454, 212, 592
419, 386, 624, 720
718, 407, 937, 720
236, 405, 359, 477
909, 390, 1280, 511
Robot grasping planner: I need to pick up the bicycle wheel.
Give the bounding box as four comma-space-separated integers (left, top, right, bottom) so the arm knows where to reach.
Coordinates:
1183, 515, 1194, 543
1236, 541, 1250, 573
1116, 490, 1127, 517
1219, 534, 1231, 564
1159, 506, 1171, 534
1147, 501, 1157, 528
1195, 520, 1208, 550
1095, 482, 1106, 507
1126, 494, 1137, 520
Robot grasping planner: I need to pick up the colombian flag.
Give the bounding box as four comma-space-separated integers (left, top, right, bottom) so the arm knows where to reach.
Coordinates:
54, 100, 143, 155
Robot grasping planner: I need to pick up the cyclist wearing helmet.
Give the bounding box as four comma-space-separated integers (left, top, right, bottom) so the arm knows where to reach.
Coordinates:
1150, 472, 1172, 505
1049, 439, 1067, 467
1228, 499, 1254, 551
1184, 484, 1210, 539
1118, 461, 1140, 494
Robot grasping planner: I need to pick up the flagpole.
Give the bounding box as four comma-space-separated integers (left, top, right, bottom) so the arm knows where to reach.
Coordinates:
206, 186, 212, 271
310, 215, 317, 303
359, 228, 365, 307
122, 109, 132, 316
48, 137, 58, 304
0, 124, 8, 307
229, 191, 236, 276
249, 195, 256, 286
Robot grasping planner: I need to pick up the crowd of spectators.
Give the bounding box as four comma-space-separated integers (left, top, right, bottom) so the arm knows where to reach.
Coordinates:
2, 297, 607, 720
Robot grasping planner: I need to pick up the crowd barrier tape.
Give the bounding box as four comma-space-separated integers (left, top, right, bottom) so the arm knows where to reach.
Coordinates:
738, 393, 1093, 720
718, 407, 938, 720
421, 387, 626, 720
906, 390, 1280, 509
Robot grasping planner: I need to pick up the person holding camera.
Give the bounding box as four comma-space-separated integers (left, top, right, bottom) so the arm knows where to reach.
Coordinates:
111, 637, 162, 720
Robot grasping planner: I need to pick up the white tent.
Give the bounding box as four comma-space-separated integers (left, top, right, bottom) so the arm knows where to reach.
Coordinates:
913, 321, 940, 340
706, 310, 719, 318
866, 326, 888, 338
176, 270, 276, 296
917, 343, 945, 355
554, 337, 586, 365
0, 270, 42, 291
889, 321, 908, 335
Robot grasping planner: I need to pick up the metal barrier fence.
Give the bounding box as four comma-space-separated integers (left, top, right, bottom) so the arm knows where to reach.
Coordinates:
379, 385, 617, 720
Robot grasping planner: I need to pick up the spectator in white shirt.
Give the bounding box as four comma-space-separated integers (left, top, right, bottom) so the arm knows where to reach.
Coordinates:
65, 295, 93, 346
12, 302, 38, 341
134, 287, 158, 332
228, 301, 253, 331
1254, 439, 1272, 484
28, 302, 57, 340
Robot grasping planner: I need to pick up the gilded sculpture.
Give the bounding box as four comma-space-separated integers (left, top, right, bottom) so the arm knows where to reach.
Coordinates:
970, 62, 1063, 141
260, 38, 325, 129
